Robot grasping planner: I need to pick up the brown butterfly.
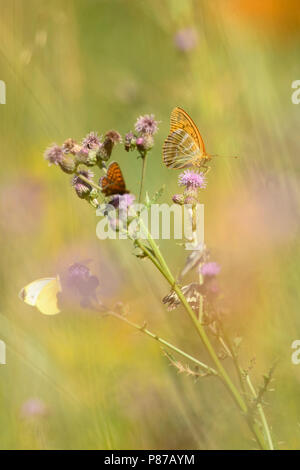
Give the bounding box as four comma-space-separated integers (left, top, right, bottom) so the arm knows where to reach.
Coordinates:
100, 161, 129, 196
163, 107, 237, 170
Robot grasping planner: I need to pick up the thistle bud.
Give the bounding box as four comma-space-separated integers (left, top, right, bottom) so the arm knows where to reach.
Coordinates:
136, 137, 144, 150
98, 130, 122, 161
71, 170, 94, 199
75, 148, 97, 167
172, 194, 184, 205
62, 138, 81, 155
124, 132, 136, 152
89, 188, 98, 199
143, 134, 154, 150
59, 154, 76, 174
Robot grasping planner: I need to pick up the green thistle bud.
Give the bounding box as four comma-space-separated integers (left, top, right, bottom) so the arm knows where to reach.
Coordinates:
86, 149, 98, 166
89, 188, 98, 199
75, 148, 97, 167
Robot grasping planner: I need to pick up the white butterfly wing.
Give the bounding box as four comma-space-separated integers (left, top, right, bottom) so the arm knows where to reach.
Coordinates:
19, 277, 61, 315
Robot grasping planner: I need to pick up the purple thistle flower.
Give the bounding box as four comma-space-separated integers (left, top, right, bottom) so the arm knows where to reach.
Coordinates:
71, 170, 94, 198
99, 130, 122, 161
82, 131, 101, 150
174, 28, 198, 52
105, 130, 122, 144
62, 138, 81, 155
44, 144, 63, 166
200, 262, 221, 277
135, 114, 159, 135
178, 170, 207, 189
57, 262, 100, 310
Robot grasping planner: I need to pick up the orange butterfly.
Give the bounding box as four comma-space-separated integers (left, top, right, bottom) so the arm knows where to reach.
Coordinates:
163, 107, 236, 170
100, 161, 128, 196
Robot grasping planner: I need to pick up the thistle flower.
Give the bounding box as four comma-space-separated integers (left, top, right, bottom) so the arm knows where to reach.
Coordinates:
200, 262, 221, 277
174, 28, 198, 52
62, 138, 81, 155
105, 130, 122, 144
57, 262, 100, 310
135, 114, 159, 135
98, 130, 122, 161
178, 170, 207, 189
71, 170, 94, 199
82, 131, 101, 150
44, 144, 63, 166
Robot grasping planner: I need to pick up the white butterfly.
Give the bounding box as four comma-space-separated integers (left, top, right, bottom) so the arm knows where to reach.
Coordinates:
19, 277, 61, 315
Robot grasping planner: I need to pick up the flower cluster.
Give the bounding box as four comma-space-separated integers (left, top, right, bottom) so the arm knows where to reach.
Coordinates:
124, 114, 159, 155
173, 170, 207, 206
44, 128, 123, 204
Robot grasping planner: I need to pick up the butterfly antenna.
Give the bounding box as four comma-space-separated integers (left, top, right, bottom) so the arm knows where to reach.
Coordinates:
210, 154, 239, 159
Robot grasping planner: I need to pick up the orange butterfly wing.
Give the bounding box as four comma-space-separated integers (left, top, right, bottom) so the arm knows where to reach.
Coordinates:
163, 107, 207, 169
100, 161, 128, 196
170, 107, 206, 154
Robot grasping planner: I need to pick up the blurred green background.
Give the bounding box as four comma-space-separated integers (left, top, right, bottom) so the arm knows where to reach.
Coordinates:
1, 0, 300, 450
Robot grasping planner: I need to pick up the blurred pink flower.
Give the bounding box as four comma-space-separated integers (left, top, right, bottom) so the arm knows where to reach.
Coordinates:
200, 262, 221, 277
174, 28, 198, 52
20, 398, 48, 419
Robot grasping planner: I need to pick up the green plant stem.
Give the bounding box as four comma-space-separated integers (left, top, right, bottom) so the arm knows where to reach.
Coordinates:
108, 311, 218, 376
216, 320, 273, 449
138, 218, 268, 450
245, 374, 274, 450
138, 153, 147, 203
135, 239, 174, 285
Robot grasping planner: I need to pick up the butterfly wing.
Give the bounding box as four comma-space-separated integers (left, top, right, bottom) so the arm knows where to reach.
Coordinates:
19, 277, 61, 315
163, 128, 202, 169
163, 107, 206, 169
170, 107, 206, 154
100, 161, 128, 196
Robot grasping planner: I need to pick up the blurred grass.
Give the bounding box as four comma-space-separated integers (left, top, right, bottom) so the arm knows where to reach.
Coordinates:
0, 0, 300, 449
